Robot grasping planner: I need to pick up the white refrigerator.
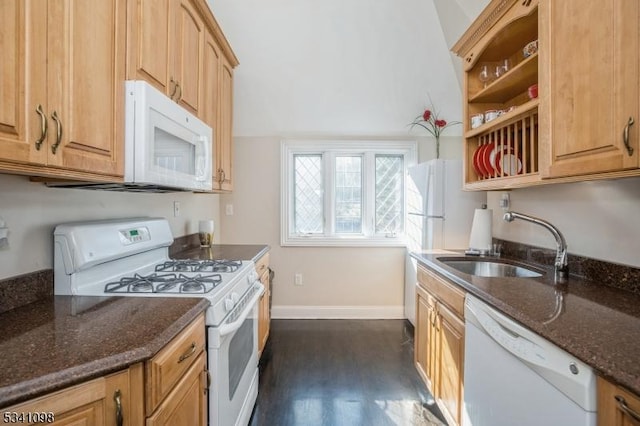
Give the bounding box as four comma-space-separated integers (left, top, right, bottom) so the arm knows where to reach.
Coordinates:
404, 159, 485, 325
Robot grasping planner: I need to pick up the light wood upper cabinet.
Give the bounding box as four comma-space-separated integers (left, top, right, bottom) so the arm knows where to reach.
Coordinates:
171, 0, 204, 115
415, 265, 465, 426
48, 0, 125, 176
452, 0, 540, 191
0, 0, 124, 178
0, 1, 38, 166
129, 0, 171, 93
598, 376, 640, 425
539, 0, 640, 178
216, 55, 235, 191
3, 366, 144, 426
128, 0, 204, 116
455, 0, 640, 189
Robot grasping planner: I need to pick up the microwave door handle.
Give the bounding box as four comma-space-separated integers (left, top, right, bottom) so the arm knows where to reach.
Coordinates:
195, 135, 209, 181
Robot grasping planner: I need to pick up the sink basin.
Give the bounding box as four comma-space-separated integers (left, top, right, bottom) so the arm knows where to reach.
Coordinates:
438, 258, 543, 278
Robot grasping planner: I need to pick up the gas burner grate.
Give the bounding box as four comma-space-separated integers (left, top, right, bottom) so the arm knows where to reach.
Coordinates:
104, 272, 223, 294
155, 259, 242, 273
176, 273, 223, 293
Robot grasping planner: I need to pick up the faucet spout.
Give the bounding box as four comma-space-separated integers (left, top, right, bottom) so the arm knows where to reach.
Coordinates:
503, 211, 568, 284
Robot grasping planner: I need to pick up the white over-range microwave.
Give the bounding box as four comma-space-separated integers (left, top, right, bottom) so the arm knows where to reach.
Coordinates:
124, 80, 213, 192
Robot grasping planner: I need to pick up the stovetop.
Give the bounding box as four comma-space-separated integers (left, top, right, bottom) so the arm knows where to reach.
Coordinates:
102, 259, 245, 294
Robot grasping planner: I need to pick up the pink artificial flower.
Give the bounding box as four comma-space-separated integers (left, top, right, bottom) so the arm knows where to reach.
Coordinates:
422, 110, 432, 121
435, 119, 447, 127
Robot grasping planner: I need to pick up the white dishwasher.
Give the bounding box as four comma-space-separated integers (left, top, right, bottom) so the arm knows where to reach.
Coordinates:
463, 294, 597, 426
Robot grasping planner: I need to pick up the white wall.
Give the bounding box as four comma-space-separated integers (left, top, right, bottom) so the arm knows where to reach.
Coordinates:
488, 177, 640, 268
0, 174, 220, 280
211, 0, 467, 317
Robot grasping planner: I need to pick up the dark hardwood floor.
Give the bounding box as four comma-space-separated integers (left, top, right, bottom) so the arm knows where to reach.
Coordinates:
249, 319, 447, 426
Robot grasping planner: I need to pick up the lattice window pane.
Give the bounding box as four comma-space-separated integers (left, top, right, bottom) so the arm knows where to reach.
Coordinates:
375, 155, 403, 234
335, 156, 362, 234
294, 155, 324, 234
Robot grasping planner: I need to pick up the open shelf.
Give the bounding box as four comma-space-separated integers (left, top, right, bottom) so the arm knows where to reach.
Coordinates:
469, 53, 538, 104
466, 99, 538, 138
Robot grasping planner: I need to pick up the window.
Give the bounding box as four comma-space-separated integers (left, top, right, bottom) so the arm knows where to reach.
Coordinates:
281, 140, 416, 246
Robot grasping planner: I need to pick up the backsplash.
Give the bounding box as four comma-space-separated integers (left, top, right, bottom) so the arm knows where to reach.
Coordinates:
0, 270, 53, 314
496, 238, 640, 295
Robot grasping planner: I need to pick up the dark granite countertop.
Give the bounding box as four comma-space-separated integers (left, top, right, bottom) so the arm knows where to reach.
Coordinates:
0, 295, 209, 408
411, 251, 640, 396
171, 243, 270, 263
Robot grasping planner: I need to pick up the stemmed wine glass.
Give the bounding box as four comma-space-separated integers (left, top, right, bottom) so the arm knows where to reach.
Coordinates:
479, 65, 492, 88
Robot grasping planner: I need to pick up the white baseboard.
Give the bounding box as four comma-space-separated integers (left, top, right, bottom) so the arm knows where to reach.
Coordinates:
271, 305, 405, 319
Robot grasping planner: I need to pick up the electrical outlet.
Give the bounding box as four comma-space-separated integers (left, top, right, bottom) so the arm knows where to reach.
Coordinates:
225, 204, 234, 216
500, 193, 510, 210
294, 273, 303, 286
173, 201, 181, 217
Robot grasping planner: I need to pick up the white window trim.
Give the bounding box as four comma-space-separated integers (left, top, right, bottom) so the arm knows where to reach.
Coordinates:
281, 139, 417, 247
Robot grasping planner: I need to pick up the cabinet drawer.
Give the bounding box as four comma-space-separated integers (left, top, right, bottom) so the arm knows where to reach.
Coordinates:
146, 314, 206, 415
255, 252, 270, 276
418, 265, 465, 318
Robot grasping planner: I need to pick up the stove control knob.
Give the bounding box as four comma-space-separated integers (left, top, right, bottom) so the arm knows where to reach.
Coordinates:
224, 298, 235, 311
230, 292, 240, 303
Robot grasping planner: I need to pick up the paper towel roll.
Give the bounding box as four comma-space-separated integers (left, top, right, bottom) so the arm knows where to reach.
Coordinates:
468, 208, 493, 252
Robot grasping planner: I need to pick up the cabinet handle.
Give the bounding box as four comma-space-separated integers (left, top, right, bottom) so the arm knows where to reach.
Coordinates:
34, 105, 48, 151
169, 77, 178, 100
50, 111, 62, 154
615, 395, 640, 422
178, 342, 197, 363
220, 169, 226, 183
114, 389, 123, 426
175, 82, 182, 101
623, 117, 635, 156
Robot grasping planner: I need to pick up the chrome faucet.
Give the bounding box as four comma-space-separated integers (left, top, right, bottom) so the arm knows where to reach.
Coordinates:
503, 211, 568, 284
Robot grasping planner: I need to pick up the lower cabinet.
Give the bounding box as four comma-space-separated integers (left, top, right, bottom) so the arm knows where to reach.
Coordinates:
145, 313, 207, 425
415, 265, 465, 426
2, 365, 144, 425
598, 376, 640, 426
256, 252, 271, 356
2, 314, 207, 426
146, 353, 207, 426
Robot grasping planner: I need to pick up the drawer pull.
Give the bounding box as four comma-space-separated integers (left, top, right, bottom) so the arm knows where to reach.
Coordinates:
178, 342, 197, 363
615, 395, 640, 422
114, 389, 123, 426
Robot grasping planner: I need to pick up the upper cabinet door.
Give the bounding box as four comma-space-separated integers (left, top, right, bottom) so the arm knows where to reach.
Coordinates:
217, 56, 234, 191
129, 0, 172, 94
540, 0, 640, 178
0, 1, 47, 167
171, 0, 204, 115
46, 0, 125, 176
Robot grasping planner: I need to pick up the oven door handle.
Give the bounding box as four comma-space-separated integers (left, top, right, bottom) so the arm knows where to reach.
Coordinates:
218, 283, 265, 337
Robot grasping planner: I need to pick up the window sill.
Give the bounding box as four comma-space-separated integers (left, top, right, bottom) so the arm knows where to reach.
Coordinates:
281, 236, 408, 248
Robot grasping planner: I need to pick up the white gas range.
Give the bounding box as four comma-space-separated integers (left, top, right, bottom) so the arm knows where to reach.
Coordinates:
53, 217, 263, 426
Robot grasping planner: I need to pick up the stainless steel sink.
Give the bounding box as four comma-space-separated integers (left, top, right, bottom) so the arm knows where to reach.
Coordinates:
438, 258, 543, 278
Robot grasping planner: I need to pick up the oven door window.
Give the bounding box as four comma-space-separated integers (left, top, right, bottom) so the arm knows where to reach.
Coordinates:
228, 317, 254, 399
